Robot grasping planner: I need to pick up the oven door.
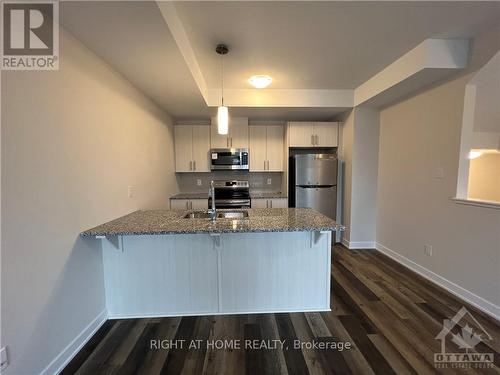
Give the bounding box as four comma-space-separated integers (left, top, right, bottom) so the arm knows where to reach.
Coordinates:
210, 149, 248, 170
212, 199, 251, 209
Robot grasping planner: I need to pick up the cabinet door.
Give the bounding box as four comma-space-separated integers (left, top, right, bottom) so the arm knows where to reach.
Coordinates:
190, 199, 208, 210
251, 198, 269, 208
211, 117, 229, 148
218, 232, 330, 313
192, 125, 210, 172
266, 126, 284, 171
174, 126, 193, 172
314, 122, 338, 147
104, 235, 219, 316
171, 199, 189, 210
289, 122, 314, 147
249, 126, 267, 171
269, 198, 288, 208
230, 118, 249, 149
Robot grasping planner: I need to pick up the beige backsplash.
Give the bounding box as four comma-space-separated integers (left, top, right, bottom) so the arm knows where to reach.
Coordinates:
176, 172, 283, 193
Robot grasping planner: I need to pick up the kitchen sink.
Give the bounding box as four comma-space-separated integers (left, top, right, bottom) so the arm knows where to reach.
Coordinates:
183, 211, 211, 219
217, 211, 249, 219
183, 211, 249, 219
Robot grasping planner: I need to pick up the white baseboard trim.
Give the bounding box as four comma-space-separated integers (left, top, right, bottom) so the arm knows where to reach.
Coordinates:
375, 242, 500, 321
40, 309, 108, 375
341, 237, 376, 250
108, 307, 331, 320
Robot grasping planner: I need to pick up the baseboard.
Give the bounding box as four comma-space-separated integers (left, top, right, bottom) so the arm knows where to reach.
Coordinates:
341, 237, 376, 250
40, 309, 108, 375
375, 242, 500, 321
108, 307, 331, 320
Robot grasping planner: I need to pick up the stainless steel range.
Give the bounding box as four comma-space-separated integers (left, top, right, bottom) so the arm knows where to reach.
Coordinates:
209, 180, 251, 209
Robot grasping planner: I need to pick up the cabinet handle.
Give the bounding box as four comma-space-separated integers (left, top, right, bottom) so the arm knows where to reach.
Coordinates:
269, 200, 273, 208
226, 138, 229, 147
315, 135, 319, 145
190, 201, 193, 209
189, 161, 192, 171
230, 137, 233, 147
193, 160, 196, 171
264, 160, 266, 170
186, 201, 189, 210
311, 134, 314, 145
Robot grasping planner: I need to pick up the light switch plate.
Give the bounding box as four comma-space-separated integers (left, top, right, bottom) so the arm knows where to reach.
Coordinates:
197, 179, 202, 186
434, 167, 444, 179
267, 178, 272, 185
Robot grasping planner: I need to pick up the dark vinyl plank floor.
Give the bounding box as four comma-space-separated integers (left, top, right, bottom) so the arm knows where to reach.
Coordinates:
62, 245, 500, 374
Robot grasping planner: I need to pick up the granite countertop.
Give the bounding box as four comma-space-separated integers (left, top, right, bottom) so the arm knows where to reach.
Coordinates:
80, 208, 342, 236
250, 192, 287, 199
170, 192, 288, 199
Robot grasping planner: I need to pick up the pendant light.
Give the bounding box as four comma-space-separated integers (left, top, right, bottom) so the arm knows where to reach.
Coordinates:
216, 44, 229, 135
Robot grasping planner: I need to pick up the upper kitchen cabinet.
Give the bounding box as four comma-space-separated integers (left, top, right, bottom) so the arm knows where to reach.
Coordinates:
249, 125, 284, 172
288, 122, 339, 147
211, 117, 249, 149
174, 125, 210, 172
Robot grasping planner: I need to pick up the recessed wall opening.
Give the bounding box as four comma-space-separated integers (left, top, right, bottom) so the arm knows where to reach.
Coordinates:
456, 51, 500, 207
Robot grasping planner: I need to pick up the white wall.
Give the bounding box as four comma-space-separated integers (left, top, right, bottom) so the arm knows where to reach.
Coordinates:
377, 72, 500, 316
1, 28, 178, 375
340, 108, 380, 248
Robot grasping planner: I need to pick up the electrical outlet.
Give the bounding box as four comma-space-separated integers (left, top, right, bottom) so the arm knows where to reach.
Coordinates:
267, 178, 272, 185
127, 186, 134, 198
424, 244, 433, 256
1, 347, 8, 371
196, 179, 202, 186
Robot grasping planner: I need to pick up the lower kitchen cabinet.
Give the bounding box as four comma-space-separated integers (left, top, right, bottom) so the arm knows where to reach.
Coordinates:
101, 231, 331, 317
170, 198, 208, 210
251, 198, 288, 208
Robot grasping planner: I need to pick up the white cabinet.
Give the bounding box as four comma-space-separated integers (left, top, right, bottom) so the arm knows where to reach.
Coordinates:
289, 122, 314, 147
314, 122, 339, 147
251, 197, 287, 208
288, 122, 338, 147
211, 117, 249, 149
171, 198, 208, 210
249, 125, 284, 172
174, 125, 210, 172
218, 232, 331, 313
103, 234, 219, 317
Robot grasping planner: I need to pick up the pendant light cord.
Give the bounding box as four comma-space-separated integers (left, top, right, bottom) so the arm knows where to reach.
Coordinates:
221, 53, 224, 106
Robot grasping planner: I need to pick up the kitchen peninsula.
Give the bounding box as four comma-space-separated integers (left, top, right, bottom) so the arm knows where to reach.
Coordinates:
81, 208, 342, 318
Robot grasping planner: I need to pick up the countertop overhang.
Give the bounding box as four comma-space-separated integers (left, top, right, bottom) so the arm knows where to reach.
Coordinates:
80, 208, 342, 236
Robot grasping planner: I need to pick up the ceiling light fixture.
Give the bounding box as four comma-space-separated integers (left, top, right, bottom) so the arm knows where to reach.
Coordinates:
468, 150, 483, 160
216, 44, 229, 135
249, 75, 272, 89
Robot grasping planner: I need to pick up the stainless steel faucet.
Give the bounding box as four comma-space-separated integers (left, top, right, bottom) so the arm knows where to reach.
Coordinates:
208, 180, 216, 221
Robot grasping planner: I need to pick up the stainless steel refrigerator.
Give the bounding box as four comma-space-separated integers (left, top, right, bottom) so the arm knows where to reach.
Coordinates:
290, 154, 337, 219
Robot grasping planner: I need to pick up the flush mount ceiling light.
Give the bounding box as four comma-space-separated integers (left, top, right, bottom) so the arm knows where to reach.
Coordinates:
248, 75, 272, 89
216, 44, 229, 135
468, 150, 483, 160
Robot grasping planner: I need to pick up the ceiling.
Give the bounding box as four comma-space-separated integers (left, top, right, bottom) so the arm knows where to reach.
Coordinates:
60, 1, 500, 121
61, 1, 209, 119
175, 1, 499, 90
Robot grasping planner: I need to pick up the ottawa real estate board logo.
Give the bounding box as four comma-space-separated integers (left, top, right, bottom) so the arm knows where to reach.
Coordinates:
1, 0, 59, 70
434, 307, 494, 369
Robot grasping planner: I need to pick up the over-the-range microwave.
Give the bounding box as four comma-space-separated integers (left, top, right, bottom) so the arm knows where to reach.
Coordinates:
210, 148, 249, 171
